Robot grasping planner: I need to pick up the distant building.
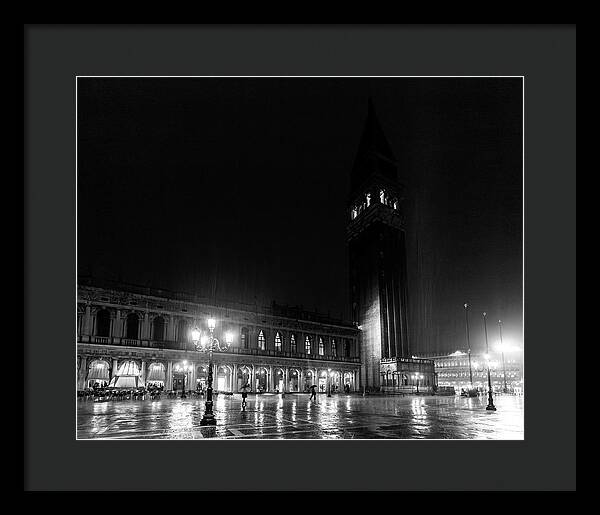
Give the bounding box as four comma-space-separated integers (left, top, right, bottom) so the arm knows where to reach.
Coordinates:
417, 351, 523, 394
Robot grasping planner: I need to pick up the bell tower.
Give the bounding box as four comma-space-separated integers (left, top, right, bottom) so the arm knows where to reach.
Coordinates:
347, 99, 410, 389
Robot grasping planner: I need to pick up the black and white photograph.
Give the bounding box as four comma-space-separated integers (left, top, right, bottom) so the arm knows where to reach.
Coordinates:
75, 76, 524, 440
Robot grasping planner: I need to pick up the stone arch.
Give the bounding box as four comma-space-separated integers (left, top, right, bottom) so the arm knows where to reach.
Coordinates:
304, 335, 312, 355
237, 365, 252, 391
177, 318, 189, 343
274, 331, 283, 352
329, 370, 342, 392
95, 308, 111, 337
125, 312, 141, 340
258, 329, 266, 351
288, 367, 301, 392
255, 366, 268, 392
86, 358, 110, 388
303, 369, 315, 391
273, 367, 285, 392
240, 327, 249, 349
152, 315, 166, 341
343, 371, 355, 391
216, 364, 233, 392
146, 362, 166, 387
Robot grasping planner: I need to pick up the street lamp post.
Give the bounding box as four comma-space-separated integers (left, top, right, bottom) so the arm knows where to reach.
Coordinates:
498, 319, 508, 394
464, 303, 474, 389
327, 368, 332, 397
483, 312, 497, 411
191, 318, 232, 426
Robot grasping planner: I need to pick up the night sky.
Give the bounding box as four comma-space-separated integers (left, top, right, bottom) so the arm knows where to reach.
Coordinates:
77, 77, 523, 355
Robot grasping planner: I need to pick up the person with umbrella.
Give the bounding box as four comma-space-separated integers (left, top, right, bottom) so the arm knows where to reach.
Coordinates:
241, 384, 249, 411
309, 384, 317, 402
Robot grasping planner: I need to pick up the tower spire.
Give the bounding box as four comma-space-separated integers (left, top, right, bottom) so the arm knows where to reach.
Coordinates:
351, 99, 398, 194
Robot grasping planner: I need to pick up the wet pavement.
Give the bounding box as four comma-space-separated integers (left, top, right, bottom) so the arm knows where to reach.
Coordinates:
77, 392, 524, 440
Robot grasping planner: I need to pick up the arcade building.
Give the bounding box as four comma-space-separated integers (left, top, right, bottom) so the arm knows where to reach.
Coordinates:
76, 100, 435, 395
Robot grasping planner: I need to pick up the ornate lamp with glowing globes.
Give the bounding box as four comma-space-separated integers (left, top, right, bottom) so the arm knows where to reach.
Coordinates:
190, 318, 233, 426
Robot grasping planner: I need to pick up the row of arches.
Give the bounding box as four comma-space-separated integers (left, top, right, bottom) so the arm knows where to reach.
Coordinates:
80, 358, 358, 393
88, 310, 192, 341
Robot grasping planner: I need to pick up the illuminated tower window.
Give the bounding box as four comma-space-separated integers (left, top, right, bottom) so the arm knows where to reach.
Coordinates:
331, 338, 337, 357
290, 333, 297, 353
275, 332, 282, 352
351, 208, 357, 220
318, 337, 325, 356
305, 335, 312, 354
380, 189, 386, 204
366, 192, 371, 207
241, 327, 249, 349
258, 330, 266, 351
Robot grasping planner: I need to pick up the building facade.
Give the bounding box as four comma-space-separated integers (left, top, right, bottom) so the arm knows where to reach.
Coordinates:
347, 100, 435, 390
77, 279, 361, 394
423, 351, 524, 395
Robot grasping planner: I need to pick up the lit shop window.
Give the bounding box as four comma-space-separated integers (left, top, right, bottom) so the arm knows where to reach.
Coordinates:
258, 330, 266, 350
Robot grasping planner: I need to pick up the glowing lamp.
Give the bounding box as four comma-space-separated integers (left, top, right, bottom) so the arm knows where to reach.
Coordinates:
191, 327, 201, 343
225, 332, 234, 345
207, 318, 216, 331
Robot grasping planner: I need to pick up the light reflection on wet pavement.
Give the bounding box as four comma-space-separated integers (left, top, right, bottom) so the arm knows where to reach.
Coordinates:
77, 393, 524, 440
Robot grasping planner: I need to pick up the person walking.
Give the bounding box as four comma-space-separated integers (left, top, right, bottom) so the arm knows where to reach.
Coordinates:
241, 385, 249, 411
309, 384, 317, 401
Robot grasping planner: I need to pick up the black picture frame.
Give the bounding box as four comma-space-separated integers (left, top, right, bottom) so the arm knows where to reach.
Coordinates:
24, 24, 576, 491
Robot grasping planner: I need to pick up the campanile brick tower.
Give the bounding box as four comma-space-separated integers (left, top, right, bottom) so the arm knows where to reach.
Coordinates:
347, 100, 410, 389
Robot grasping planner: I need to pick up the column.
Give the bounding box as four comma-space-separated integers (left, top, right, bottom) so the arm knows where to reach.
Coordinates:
299, 370, 304, 392
168, 317, 177, 341
268, 365, 273, 392
142, 312, 150, 340
84, 305, 92, 335
213, 363, 218, 390
166, 361, 173, 390
78, 356, 87, 390
250, 364, 255, 392
283, 368, 288, 393
232, 364, 238, 392
189, 362, 196, 392
140, 360, 147, 386
114, 310, 122, 338
111, 359, 118, 380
